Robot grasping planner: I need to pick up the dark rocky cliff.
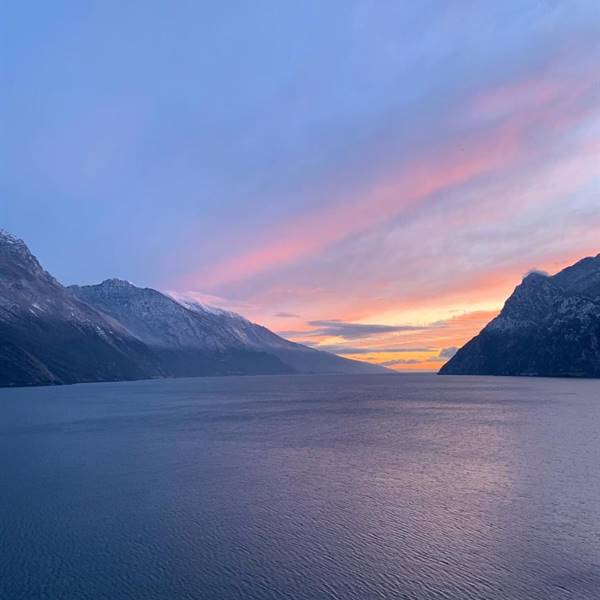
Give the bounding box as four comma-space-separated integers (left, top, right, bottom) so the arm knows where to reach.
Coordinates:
440, 256, 600, 377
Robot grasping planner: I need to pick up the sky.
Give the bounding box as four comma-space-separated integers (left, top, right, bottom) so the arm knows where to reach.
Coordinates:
2, 1, 600, 371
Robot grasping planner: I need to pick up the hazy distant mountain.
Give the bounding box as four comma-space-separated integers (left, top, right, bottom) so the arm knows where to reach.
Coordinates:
70, 281, 388, 377
180, 299, 390, 374
440, 254, 600, 377
0, 230, 386, 387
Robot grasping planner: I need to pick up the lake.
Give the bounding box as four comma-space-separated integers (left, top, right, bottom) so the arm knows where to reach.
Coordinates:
2, 374, 600, 599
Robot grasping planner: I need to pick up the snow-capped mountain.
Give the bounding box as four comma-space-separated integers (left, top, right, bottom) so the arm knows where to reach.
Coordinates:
0, 230, 159, 386
68, 279, 292, 377
440, 254, 600, 377
0, 230, 387, 387
70, 281, 389, 377
178, 298, 390, 374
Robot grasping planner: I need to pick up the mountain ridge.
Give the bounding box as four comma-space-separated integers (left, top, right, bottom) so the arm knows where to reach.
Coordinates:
0, 231, 161, 386
69, 279, 389, 377
440, 253, 600, 377
0, 230, 388, 387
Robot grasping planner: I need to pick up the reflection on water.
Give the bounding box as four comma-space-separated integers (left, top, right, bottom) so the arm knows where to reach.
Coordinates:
1, 374, 600, 599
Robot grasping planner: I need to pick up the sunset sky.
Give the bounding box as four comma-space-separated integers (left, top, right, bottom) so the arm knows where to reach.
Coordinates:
2, 2, 600, 370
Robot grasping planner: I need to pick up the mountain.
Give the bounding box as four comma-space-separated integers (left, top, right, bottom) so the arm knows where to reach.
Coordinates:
68, 280, 293, 378
180, 299, 389, 374
69, 281, 388, 376
440, 255, 600, 377
0, 230, 386, 387
0, 230, 159, 386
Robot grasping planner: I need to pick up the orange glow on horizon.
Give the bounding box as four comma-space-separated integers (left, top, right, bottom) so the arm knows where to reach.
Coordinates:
169, 51, 600, 373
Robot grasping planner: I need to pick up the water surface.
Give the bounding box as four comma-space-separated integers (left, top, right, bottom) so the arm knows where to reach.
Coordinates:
2, 374, 600, 599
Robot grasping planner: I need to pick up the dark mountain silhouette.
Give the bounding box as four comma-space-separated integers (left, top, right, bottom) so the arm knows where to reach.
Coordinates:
440, 255, 600, 377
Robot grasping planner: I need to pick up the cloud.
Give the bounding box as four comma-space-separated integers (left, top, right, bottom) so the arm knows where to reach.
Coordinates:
304, 319, 440, 339
380, 352, 453, 368
186, 118, 523, 290
438, 346, 458, 359
164, 30, 600, 370
179, 44, 600, 293
524, 269, 550, 278
308, 344, 434, 355
381, 358, 423, 366
167, 290, 262, 317
275, 311, 300, 318
382, 353, 454, 367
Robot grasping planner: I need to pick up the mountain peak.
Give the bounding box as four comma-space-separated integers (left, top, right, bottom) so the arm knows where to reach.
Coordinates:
0, 229, 23, 245
99, 278, 136, 288
440, 252, 600, 377
0, 229, 57, 286
0, 229, 33, 257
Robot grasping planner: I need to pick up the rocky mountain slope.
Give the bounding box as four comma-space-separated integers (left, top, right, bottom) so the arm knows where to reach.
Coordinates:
440, 255, 600, 377
0, 230, 159, 386
69, 280, 387, 377
0, 230, 386, 387
181, 298, 389, 374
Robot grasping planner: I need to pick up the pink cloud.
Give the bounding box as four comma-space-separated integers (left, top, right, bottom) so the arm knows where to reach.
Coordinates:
180, 59, 599, 293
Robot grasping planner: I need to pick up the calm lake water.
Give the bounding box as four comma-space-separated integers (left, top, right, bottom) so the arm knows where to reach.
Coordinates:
2, 374, 600, 599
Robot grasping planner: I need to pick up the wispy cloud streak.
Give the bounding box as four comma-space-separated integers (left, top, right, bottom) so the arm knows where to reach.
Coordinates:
183, 48, 600, 293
